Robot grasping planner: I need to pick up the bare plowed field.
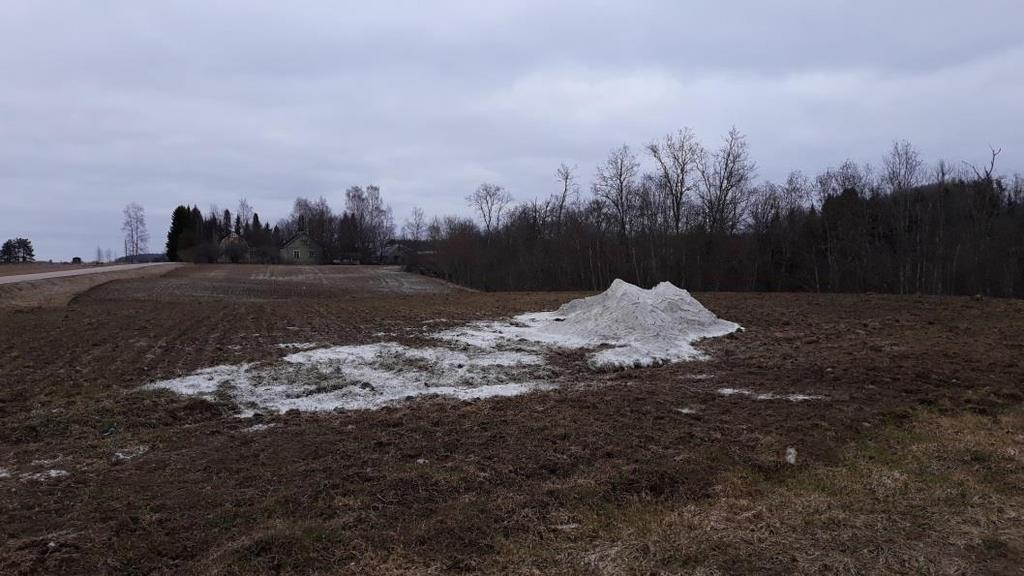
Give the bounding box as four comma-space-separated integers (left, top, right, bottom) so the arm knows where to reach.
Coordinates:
0, 264, 89, 278
1, 265, 1022, 575
0, 264, 183, 309
93, 265, 459, 302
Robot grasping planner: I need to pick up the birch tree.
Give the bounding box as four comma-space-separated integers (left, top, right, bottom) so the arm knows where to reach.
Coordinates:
402, 207, 427, 241
122, 202, 149, 262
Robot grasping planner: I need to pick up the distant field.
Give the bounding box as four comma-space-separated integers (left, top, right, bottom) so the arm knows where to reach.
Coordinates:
0, 262, 90, 277
93, 264, 461, 302
1, 265, 1022, 575
0, 263, 181, 308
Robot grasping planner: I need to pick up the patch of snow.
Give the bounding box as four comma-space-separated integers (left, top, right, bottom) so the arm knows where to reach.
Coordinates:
283, 343, 543, 370
438, 279, 740, 369
146, 342, 550, 415
243, 423, 277, 433
776, 394, 823, 401
785, 447, 798, 465
682, 373, 715, 381
675, 407, 698, 414
146, 365, 251, 396
113, 446, 149, 461
0, 467, 11, 479
276, 342, 319, 350
716, 388, 824, 401
30, 458, 61, 466
21, 469, 69, 481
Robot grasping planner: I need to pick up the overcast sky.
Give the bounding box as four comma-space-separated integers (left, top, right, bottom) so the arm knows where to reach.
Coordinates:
1, 1, 1022, 260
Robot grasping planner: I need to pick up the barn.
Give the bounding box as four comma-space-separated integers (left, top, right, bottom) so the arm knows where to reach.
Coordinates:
218, 232, 250, 263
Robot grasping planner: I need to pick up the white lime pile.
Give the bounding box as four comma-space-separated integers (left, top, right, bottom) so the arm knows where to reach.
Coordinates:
143, 280, 738, 413
144, 343, 548, 414
440, 279, 740, 368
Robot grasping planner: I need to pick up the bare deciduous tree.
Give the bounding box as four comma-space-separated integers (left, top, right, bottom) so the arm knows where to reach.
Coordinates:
366, 186, 394, 257
237, 198, 254, 227
1011, 173, 1024, 205
964, 146, 1002, 183
648, 128, 700, 234
467, 182, 513, 234
402, 207, 427, 241
346, 185, 394, 258
426, 215, 444, 243
292, 196, 335, 259
592, 145, 640, 239
554, 163, 579, 228
122, 202, 149, 263
781, 170, 811, 212
933, 159, 955, 185
884, 140, 923, 193
815, 160, 874, 206
746, 181, 782, 236
696, 127, 756, 235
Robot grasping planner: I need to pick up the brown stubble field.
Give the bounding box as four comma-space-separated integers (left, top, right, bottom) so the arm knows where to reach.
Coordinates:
1, 265, 1023, 575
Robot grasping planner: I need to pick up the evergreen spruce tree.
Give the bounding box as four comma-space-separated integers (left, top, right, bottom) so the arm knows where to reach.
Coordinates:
0, 239, 15, 263
166, 205, 190, 261
251, 213, 261, 242
191, 206, 204, 238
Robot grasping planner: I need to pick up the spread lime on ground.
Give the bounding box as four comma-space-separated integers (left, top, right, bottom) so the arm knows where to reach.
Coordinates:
144, 280, 740, 412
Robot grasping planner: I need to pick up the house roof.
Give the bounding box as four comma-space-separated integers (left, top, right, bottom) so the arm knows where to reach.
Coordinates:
219, 232, 248, 247
281, 230, 320, 249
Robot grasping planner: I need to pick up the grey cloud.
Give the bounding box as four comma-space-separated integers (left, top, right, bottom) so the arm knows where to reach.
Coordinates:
1, 1, 1022, 259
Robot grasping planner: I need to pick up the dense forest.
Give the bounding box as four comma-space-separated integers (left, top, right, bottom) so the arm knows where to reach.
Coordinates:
412, 131, 1024, 298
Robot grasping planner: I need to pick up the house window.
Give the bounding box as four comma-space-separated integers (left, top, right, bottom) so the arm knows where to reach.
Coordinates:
293, 250, 300, 259
309, 252, 315, 259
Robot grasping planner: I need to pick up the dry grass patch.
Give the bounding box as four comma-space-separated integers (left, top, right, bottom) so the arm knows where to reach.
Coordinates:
488, 408, 1024, 575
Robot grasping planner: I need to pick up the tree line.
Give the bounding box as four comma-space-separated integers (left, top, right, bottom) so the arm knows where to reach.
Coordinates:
164, 187, 395, 263
408, 130, 1024, 298
166, 201, 279, 263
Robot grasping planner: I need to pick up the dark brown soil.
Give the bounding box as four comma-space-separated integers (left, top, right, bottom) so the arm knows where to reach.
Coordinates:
1, 266, 1022, 575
